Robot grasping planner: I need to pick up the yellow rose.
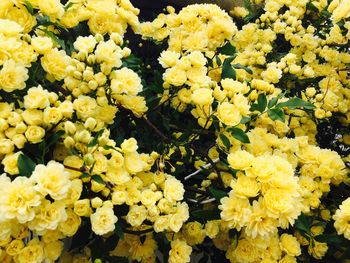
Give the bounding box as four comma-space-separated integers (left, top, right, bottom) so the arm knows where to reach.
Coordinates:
5, 6, 36, 33
164, 176, 184, 202
59, 209, 81, 237
0, 59, 28, 92
6, 239, 24, 256
38, 0, 64, 21
111, 190, 127, 205
15, 238, 44, 263
91, 206, 118, 235
168, 239, 192, 263
28, 200, 67, 232
163, 66, 187, 87
43, 107, 63, 125
41, 48, 70, 81
65, 179, 83, 206
124, 152, 146, 174
1, 152, 21, 175
31, 36, 53, 54
280, 233, 301, 257
217, 102, 241, 126
73, 95, 97, 120
111, 68, 142, 96
232, 175, 260, 198
74, 35, 97, 53
0, 19, 23, 36
24, 86, 50, 109
74, 199, 92, 217
0, 138, 14, 155
126, 205, 147, 227
32, 161, 71, 200
121, 137, 138, 153
205, 220, 220, 239
227, 150, 254, 170
159, 50, 180, 68
21, 109, 43, 126
191, 88, 213, 105
44, 240, 63, 261
88, 13, 112, 35
182, 221, 206, 246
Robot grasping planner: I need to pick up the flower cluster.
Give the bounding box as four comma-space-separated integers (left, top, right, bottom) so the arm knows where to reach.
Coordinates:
0, 0, 350, 262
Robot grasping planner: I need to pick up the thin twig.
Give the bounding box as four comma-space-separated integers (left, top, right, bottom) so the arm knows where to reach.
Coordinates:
184, 157, 220, 180
142, 117, 170, 141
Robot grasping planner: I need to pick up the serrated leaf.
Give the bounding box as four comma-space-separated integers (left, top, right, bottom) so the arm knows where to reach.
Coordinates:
24, 0, 34, 15
267, 108, 285, 122
217, 42, 236, 55
232, 63, 253, 74
230, 127, 250, 143
276, 98, 315, 110
268, 97, 278, 108
209, 187, 227, 201
18, 154, 36, 177
219, 134, 231, 149
91, 174, 104, 184
221, 57, 236, 80
314, 234, 344, 244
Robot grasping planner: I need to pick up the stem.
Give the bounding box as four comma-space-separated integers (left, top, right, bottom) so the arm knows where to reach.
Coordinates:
123, 228, 153, 235
142, 117, 169, 141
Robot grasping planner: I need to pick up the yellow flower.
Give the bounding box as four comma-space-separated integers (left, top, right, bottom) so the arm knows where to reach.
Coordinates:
333, 198, 350, 240
41, 48, 70, 81
191, 88, 213, 106
182, 221, 206, 246
44, 240, 63, 261
0, 59, 28, 92
169, 239, 192, 263
28, 200, 67, 232
0, 176, 41, 223
232, 175, 260, 198
38, 0, 64, 21
121, 137, 138, 153
15, 238, 44, 263
0, 19, 23, 36
226, 238, 259, 263
159, 50, 180, 68
163, 66, 187, 87
90, 206, 118, 235
32, 161, 71, 200
0, 138, 14, 154
217, 101, 241, 126
74, 35, 97, 54
164, 176, 185, 202
1, 151, 20, 175
31, 36, 53, 54
6, 239, 24, 256
73, 95, 98, 121
24, 86, 50, 109
111, 68, 142, 96
74, 199, 92, 217
280, 233, 301, 257
126, 205, 147, 227
227, 149, 254, 170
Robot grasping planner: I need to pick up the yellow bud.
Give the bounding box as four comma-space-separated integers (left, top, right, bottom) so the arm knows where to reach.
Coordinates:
64, 136, 75, 149
73, 71, 83, 79
83, 153, 94, 166
84, 118, 97, 131
88, 80, 98, 90
91, 197, 103, 208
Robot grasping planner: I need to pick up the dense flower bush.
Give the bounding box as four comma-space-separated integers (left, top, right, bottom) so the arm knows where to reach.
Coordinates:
0, 0, 350, 262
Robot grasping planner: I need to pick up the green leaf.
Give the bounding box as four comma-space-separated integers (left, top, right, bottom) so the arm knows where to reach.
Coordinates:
230, 127, 250, 143
114, 222, 124, 240
276, 98, 315, 110
191, 208, 221, 220
268, 97, 278, 108
267, 108, 285, 122
219, 134, 231, 149
209, 187, 227, 201
221, 57, 236, 80
295, 214, 313, 233
18, 154, 36, 177
232, 63, 253, 74
257, 93, 267, 112
24, 0, 34, 15
240, 116, 251, 124
46, 130, 65, 149
91, 174, 104, 184
314, 234, 344, 244
87, 129, 104, 147
215, 56, 222, 66
217, 42, 236, 56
